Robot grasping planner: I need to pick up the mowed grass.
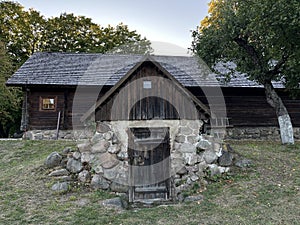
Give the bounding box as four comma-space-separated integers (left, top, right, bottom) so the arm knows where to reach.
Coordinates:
0, 140, 300, 225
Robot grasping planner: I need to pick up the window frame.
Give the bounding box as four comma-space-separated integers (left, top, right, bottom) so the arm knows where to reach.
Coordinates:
143, 80, 152, 89
39, 96, 57, 111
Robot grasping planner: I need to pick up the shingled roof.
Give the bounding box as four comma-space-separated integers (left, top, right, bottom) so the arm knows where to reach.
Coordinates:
6, 52, 284, 88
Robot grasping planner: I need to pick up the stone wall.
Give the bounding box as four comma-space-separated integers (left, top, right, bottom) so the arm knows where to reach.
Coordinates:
45, 120, 238, 202
25, 126, 300, 141
226, 127, 300, 140
23, 129, 93, 140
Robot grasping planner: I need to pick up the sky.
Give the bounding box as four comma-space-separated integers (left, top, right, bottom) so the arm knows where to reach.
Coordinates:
16, 0, 211, 55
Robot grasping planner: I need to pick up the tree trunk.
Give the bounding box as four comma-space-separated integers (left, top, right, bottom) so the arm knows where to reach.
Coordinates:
264, 81, 294, 144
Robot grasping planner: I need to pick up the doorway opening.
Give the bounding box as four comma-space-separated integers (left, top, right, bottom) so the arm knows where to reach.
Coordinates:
128, 127, 171, 202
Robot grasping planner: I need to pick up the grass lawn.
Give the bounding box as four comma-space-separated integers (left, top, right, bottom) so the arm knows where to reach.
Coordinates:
0, 140, 299, 225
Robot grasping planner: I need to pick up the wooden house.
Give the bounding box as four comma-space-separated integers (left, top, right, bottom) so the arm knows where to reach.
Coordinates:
6, 52, 300, 202
6, 52, 300, 139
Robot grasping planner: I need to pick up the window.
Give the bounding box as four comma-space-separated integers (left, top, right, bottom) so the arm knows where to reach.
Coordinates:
143, 80, 152, 89
40, 97, 57, 111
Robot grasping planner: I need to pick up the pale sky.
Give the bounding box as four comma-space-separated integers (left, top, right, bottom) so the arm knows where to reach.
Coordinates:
16, 0, 211, 55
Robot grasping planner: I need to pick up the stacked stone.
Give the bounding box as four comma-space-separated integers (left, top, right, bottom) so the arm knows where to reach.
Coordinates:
226, 127, 300, 140
24, 126, 300, 141
45, 149, 75, 192
73, 122, 129, 192
45, 120, 236, 201
171, 121, 234, 199
45, 122, 129, 193
24, 129, 93, 140
226, 127, 281, 140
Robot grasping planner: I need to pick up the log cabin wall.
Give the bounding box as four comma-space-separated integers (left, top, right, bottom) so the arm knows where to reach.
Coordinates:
26, 86, 109, 130
189, 87, 300, 127
27, 88, 66, 130
25, 82, 299, 130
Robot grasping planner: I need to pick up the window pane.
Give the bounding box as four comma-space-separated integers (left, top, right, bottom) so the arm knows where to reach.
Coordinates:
143, 81, 152, 89
41, 97, 56, 110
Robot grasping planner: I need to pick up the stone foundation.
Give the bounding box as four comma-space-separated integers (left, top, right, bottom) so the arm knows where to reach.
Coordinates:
226, 127, 300, 140
45, 120, 238, 202
26, 126, 300, 141
23, 129, 94, 140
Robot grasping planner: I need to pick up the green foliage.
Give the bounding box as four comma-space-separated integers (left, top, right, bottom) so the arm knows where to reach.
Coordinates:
103, 23, 152, 54
0, 1, 152, 137
0, 1, 45, 65
42, 13, 151, 54
0, 1, 152, 65
0, 41, 22, 137
42, 13, 102, 53
192, 0, 300, 90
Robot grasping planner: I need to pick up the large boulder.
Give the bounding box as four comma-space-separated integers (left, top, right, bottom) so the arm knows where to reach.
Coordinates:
91, 174, 110, 190
235, 159, 253, 168
182, 153, 199, 165
45, 152, 62, 168
176, 166, 188, 176
203, 150, 218, 164
100, 197, 124, 210
175, 135, 186, 143
48, 169, 69, 177
218, 151, 234, 166
73, 151, 81, 160
91, 132, 103, 144
51, 182, 69, 192
78, 170, 91, 183
196, 139, 212, 151
91, 140, 110, 153
96, 122, 111, 133
66, 158, 83, 173
178, 143, 196, 153
98, 152, 119, 169
77, 142, 91, 152
184, 195, 204, 203
81, 152, 94, 163
103, 164, 120, 180
110, 182, 128, 193
208, 164, 221, 176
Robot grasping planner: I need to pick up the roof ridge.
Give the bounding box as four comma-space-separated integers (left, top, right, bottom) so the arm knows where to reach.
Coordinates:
31, 52, 195, 58
33, 52, 103, 56
33, 52, 147, 56
152, 54, 194, 58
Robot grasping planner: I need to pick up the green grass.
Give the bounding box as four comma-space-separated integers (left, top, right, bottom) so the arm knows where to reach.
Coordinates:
0, 140, 300, 224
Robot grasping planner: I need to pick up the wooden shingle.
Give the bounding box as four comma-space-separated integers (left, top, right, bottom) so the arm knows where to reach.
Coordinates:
6, 52, 285, 88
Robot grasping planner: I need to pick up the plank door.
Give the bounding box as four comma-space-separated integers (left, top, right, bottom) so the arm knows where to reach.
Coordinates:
128, 127, 170, 202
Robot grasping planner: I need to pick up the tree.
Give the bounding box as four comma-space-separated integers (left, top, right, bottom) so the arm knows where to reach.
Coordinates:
42, 14, 151, 54
0, 1, 46, 65
100, 23, 152, 54
0, 2, 152, 62
0, 1, 152, 137
192, 0, 300, 144
42, 13, 104, 53
0, 41, 22, 137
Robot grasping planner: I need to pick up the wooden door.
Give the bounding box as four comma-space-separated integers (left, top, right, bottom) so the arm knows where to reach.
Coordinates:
128, 127, 170, 202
